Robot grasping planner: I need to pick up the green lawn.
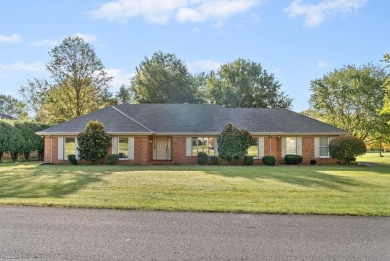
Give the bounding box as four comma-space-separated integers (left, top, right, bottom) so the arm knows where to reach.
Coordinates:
0, 156, 389, 216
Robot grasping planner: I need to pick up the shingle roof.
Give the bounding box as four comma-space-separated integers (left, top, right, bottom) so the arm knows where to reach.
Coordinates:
0, 113, 15, 120
37, 104, 347, 135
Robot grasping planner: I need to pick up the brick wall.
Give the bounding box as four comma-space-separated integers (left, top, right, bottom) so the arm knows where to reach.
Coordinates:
43, 134, 338, 165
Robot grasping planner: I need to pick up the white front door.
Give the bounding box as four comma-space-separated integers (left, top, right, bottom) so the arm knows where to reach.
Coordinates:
153, 137, 171, 160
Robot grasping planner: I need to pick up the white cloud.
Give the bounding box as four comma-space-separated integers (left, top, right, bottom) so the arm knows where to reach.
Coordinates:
285, 0, 367, 27
90, 0, 260, 24
317, 60, 328, 68
106, 68, 134, 88
73, 33, 97, 43
0, 61, 46, 77
32, 39, 58, 47
0, 34, 22, 44
188, 59, 222, 73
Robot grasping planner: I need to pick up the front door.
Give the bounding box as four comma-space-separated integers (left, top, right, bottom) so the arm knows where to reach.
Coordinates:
153, 137, 171, 160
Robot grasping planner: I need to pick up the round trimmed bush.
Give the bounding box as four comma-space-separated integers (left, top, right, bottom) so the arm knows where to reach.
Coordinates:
243, 156, 254, 165
210, 156, 218, 165
284, 154, 303, 164
262, 155, 276, 166
67, 154, 77, 165
197, 152, 208, 165
107, 154, 120, 165
310, 159, 317, 165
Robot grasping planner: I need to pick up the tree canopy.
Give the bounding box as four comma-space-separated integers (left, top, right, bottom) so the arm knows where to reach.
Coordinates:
131, 51, 203, 104
19, 36, 112, 124
309, 63, 389, 141
205, 58, 292, 108
0, 94, 27, 119
381, 53, 390, 123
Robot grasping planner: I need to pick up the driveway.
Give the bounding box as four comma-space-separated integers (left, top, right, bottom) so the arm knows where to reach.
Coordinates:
0, 206, 389, 260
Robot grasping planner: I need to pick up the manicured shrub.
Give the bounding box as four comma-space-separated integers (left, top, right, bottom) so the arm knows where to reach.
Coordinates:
197, 152, 208, 165
217, 123, 253, 162
77, 121, 110, 164
107, 154, 120, 165
243, 156, 254, 165
68, 154, 77, 165
262, 155, 276, 166
310, 159, 317, 165
210, 156, 218, 165
329, 136, 366, 164
284, 154, 303, 164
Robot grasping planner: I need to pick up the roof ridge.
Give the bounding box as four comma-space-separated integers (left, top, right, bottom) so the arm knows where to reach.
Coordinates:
111, 106, 153, 133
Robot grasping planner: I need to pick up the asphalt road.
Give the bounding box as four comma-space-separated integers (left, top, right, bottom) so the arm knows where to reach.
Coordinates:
0, 206, 389, 260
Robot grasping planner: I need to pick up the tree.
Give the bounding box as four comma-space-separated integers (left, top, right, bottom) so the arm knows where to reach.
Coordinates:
131, 51, 203, 103
0, 94, 27, 119
115, 85, 132, 104
329, 136, 366, 164
14, 121, 49, 161
217, 123, 253, 161
0, 121, 13, 162
381, 53, 390, 123
19, 36, 112, 123
205, 58, 292, 108
309, 64, 389, 141
77, 121, 110, 164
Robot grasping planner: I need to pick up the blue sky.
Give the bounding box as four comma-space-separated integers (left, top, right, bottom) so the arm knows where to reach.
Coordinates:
1, 0, 389, 112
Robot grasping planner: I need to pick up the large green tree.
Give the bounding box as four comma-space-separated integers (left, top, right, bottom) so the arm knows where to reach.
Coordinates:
381, 53, 390, 122
20, 36, 112, 123
131, 51, 203, 103
309, 64, 389, 141
205, 58, 292, 108
115, 85, 132, 104
0, 94, 27, 119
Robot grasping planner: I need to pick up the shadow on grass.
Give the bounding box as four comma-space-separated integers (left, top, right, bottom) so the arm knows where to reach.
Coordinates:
0, 164, 108, 198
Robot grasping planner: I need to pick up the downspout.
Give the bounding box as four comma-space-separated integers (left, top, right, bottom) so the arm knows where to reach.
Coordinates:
269, 136, 272, 156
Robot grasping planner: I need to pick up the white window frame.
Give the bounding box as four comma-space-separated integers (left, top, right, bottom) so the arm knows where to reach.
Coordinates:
191, 137, 217, 156
112, 137, 134, 160
281, 137, 302, 157
316, 137, 331, 158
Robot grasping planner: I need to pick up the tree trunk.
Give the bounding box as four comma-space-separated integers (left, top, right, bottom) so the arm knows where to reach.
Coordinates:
0, 151, 3, 163
24, 152, 30, 161
11, 152, 18, 162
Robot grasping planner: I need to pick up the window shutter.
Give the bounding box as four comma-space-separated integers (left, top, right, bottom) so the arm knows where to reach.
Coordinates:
214, 138, 218, 156
186, 137, 192, 156
112, 137, 118, 154
281, 137, 286, 157
128, 137, 134, 160
57, 137, 64, 160
297, 137, 302, 156
258, 137, 264, 158
314, 137, 320, 158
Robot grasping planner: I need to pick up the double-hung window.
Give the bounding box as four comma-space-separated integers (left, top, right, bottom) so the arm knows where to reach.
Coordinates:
118, 138, 129, 159
64, 137, 76, 159
319, 137, 331, 157
191, 137, 215, 156
286, 137, 298, 155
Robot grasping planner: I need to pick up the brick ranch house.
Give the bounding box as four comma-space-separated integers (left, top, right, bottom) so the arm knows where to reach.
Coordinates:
36, 104, 347, 165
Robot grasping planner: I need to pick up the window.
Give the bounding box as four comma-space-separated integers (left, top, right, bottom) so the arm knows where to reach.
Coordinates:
247, 138, 258, 157
64, 137, 76, 159
118, 138, 129, 159
192, 137, 215, 156
286, 137, 297, 155
319, 137, 330, 157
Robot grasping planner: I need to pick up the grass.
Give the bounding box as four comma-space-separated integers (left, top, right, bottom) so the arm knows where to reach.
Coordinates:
0, 153, 389, 216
